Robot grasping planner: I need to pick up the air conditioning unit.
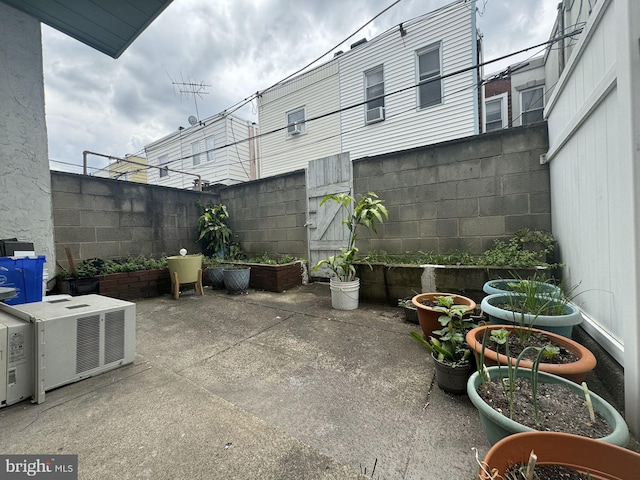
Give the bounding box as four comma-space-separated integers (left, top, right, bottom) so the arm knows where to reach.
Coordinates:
288, 123, 304, 135
366, 106, 385, 123
0, 294, 136, 405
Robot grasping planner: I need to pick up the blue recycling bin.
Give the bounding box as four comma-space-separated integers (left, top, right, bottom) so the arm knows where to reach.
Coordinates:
0, 255, 46, 305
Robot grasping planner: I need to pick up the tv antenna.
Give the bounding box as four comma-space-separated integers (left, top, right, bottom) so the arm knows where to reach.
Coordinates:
171, 77, 211, 123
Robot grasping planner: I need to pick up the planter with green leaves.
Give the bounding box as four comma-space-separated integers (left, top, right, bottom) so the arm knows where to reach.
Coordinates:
411, 295, 478, 394
313, 192, 388, 310
196, 203, 240, 259
412, 292, 476, 338
467, 364, 629, 447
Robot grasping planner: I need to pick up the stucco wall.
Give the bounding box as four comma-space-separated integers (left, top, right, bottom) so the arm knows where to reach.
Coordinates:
0, 4, 56, 276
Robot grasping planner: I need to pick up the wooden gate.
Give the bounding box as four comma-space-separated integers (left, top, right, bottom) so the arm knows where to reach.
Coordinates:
306, 153, 352, 279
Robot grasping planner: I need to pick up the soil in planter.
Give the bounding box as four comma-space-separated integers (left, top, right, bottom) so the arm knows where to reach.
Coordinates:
505, 463, 590, 479
495, 303, 563, 317
486, 332, 579, 365
477, 378, 611, 438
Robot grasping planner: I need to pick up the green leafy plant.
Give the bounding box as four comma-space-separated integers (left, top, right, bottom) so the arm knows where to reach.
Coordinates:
513, 229, 556, 253
196, 202, 240, 259
312, 192, 389, 281
244, 253, 300, 265
410, 295, 477, 366
57, 254, 168, 279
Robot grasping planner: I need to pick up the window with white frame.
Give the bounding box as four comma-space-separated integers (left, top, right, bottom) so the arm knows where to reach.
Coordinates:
365, 66, 385, 123
158, 154, 169, 178
520, 86, 544, 125
191, 142, 201, 166
286, 107, 306, 137
484, 93, 508, 132
205, 136, 215, 162
417, 45, 442, 109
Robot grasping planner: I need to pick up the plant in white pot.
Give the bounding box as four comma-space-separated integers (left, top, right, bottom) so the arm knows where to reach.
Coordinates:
313, 192, 388, 310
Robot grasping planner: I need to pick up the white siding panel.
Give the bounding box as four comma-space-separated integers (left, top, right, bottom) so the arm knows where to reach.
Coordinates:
339, 1, 476, 159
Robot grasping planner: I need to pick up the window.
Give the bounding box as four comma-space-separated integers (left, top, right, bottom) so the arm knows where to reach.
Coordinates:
205, 136, 215, 162
417, 45, 442, 109
484, 93, 507, 132
158, 155, 169, 178
286, 107, 306, 136
191, 142, 201, 166
365, 66, 385, 123
521, 86, 544, 125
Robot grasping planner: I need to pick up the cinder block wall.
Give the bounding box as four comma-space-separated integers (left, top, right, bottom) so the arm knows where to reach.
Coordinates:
353, 123, 550, 255
218, 170, 308, 257
51, 124, 549, 271
52, 172, 219, 270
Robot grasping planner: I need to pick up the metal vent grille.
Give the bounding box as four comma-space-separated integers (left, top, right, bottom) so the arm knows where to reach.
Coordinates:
104, 310, 125, 364
76, 315, 100, 374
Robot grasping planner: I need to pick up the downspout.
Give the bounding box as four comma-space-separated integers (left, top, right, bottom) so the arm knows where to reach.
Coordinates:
470, 0, 480, 135
558, 2, 565, 73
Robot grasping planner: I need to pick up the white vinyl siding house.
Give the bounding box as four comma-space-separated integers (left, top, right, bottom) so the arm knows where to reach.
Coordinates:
339, 0, 479, 159
258, 61, 341, 178
145, 113, 257, 189
256, 0, 479, 176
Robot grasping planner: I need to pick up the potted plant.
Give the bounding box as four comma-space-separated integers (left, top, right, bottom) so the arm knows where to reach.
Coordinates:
312, 192, 389, 310
410, 295, 478, 394
482, 274, 561, 297
412, 292, 476, 338
467, 336, 629, 447
477, 431, 640, 480
466, 324, 596, 383
222, 265, 251, 295
196, 202, 240, 259
481, 281, 583, 338
167, 250, 204, 299
398, 296, 418, 324
512, 228, 556, 263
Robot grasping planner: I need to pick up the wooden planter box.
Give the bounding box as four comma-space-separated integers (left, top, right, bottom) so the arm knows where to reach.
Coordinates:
226, 261, 304, 292
97, 268, 171, 300
356, 263, 547, 306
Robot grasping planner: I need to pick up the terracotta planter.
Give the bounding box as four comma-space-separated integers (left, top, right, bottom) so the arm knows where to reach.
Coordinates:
467, 367, 629, 447
479, 431, 640, 480
465, 325, 597, 383
411, 292, 476, 338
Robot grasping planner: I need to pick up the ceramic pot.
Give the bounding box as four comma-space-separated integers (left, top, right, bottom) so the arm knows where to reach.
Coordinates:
411, 293, 476, 338
465, 325, 597, 383
467, 366, 629, 447
167, 254, 204, 299
480, 293, 582, 338
223, 267, 251, 294
479, 431, 640, 480
207, 265, 227, 289
483, 278, 562, 297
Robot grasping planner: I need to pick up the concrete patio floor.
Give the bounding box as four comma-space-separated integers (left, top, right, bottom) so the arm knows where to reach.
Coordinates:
0, 283, 635, 479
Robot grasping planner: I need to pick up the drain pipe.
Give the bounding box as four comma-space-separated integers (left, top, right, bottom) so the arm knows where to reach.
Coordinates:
82, 150, 204, 191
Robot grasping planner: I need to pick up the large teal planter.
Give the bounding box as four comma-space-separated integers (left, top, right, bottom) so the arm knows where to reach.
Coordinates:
483, 278, 562, 297
467, 367, 629, 447
480, 293, 582, 338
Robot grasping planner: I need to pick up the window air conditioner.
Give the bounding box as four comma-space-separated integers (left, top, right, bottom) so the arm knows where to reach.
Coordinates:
288, 123, 303, 135
0, 294, 136, 406
366, 106, 385, 123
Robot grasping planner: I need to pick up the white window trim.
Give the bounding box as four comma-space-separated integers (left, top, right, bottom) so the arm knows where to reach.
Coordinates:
416, 42, 443, 110
483, 92, 508, 132
158, 154, 169, 178
191, 142, 201, 166
286, 106, 307, 138
520, 85, 545, 125
364, 65, 385, 124
205, 136, 215, 162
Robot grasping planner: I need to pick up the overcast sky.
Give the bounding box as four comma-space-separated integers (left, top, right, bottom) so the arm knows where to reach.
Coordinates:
42, 0, 560, 174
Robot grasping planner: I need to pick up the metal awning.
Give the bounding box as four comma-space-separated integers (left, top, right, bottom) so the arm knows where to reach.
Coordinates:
0, 0, 173, 58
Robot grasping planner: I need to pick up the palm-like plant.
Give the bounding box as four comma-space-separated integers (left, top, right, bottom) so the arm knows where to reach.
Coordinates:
313, 192, 389, 281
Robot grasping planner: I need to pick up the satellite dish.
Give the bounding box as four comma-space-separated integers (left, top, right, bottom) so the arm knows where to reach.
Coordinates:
188, 115, 198, 126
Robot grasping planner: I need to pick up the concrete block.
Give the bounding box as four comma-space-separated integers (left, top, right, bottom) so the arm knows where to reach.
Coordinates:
385, 221, 419, 238
93, 195, 120, 212
530, 192, 552, 213
436, 219, 458, 237
437, 159, 481, 182
505, 214, 552, 233
502, 170, 550, 195
457, 177, 498, 198
438, 236, 483, 254
96, 227, 132, 242
436, 198, 478, 218
51, 173, 82, 194
275, 215, 297, 229
80, 210, 120, 227
55, 226, 96, 243
459, 216, 505, 236
286, 228, 307, 242
386, 152, 418, 173
354, 158, 383, 177
80, 241, 120, 259
53, 191, 94, 210
53, 209, 81, 226
502, 124, 548, 153
479, 195, 529, 216
397, 204, 421, 221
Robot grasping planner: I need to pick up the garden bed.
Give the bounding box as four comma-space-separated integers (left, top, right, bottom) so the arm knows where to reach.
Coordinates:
223, 260, 305, 292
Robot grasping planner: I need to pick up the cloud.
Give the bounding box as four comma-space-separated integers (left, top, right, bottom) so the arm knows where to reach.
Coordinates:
42, 0, 561, 172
